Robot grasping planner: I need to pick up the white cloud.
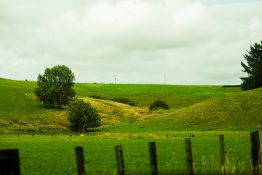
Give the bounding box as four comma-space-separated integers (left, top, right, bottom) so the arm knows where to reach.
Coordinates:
0, 0, 262, 84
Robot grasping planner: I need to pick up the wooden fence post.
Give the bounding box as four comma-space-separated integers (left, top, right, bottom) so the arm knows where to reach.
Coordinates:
219, 135, 225, 175
250, 131, 260, 175
148, 142, 158, 175
115, 145, 125, 175
75, 146, 86, 175
0, 149, 20, 175
185, 138, 194, 175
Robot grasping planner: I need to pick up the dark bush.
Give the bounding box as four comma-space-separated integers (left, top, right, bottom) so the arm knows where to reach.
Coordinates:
149, 100, 169, 110
66, 98, 100, 132
111, 97, 135, 106
89, 95, 104, 99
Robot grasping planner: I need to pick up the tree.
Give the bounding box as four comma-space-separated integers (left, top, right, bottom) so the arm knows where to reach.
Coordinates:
66, 98, 100, 132
35, 65, 75, 108
149, 100, 169, 110
241, 41, 262, 90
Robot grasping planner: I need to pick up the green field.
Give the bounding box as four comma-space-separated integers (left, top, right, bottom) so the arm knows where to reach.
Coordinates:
0, 78, 262, 174
75, 83, 241, 109
0, 78, 246, 133
0, 132, 257, 175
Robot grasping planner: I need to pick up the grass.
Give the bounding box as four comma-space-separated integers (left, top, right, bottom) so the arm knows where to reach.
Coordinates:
81, 97, 148, 125
1, 78, 262, 174
0, 78, 261, 132
0, 78, 243, 133
75, 83, 241, 109
0, 131, 257, 175
0, 78, 67, 133
168, 88, 262, 130
100, 88, 262, 132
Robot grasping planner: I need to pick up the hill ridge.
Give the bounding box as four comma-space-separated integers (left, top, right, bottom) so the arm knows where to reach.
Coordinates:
165, 88, 262, 130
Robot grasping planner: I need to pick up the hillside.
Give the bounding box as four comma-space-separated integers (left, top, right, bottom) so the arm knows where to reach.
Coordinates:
118, 88, 262, 131
0, 78, 245, 133
0, 79, 66, 133
169, 87, 262, 130
75, 83, 241, 109
81, 97, 149, 125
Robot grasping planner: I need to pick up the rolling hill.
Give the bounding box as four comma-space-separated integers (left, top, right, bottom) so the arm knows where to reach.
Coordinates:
0, 78, 66, 133
116, 88, 262, 131
2, 77, 259, 133
169, 87, 262, 130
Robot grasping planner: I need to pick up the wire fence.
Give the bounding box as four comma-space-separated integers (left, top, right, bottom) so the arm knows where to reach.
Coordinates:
0, 131, 261, 175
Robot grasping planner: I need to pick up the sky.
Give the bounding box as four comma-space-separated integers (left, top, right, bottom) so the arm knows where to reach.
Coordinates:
0, 0, 262, 85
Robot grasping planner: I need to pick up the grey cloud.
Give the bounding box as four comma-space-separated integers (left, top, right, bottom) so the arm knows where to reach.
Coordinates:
0, 0, 262, 84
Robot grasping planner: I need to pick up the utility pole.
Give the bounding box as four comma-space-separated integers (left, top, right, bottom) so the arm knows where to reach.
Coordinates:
114, 75, 117, 84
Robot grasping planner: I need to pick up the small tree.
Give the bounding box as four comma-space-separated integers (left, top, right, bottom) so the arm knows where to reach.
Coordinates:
35, 65, 75, 108
149, 100, 169, 110
241, 41, 262, 90
66, 98, 100, 132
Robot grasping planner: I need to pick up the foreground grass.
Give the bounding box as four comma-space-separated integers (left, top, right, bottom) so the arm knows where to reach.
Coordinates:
0, 131, 258, 175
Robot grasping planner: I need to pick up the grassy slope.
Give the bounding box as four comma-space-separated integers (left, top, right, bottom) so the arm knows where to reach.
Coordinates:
116, 88, 262, 131
0, 79, 260, 174
0, 78, 66, 132
81, 97, 149, 125
75, 83, 240, 109
169, 88, 262, 130
1, 78, 252, 133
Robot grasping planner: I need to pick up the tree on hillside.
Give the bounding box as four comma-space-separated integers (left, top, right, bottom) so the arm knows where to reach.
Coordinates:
35, 65, 75, 108
241, 41, 262, 90
66, 98, 100, 132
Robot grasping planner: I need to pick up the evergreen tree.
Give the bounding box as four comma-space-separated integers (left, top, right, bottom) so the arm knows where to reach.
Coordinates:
241, 41, 262, 90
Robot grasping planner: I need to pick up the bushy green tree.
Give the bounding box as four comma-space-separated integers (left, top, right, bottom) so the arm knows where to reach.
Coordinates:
149, 100, 169, 110
241, 41, 262, 90
66, 98, 100, 132
35, 65, 75, 108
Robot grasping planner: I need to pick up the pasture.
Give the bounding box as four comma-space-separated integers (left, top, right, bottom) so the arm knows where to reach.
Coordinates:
0, 131, 256, 175
0, 78, 245, 134
0, 78, 262, 174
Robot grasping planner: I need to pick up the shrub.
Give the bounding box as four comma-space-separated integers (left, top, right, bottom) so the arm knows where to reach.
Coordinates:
149, 100, 169, 110
111, 97, 135, 106
89, 95, 104, 99
66, 98, 100, 132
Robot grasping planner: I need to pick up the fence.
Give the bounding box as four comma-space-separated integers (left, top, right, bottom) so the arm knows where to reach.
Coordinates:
0, 131, 261, 175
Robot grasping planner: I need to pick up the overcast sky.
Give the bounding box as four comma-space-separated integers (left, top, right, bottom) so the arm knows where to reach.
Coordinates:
0, 0, 262, 84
